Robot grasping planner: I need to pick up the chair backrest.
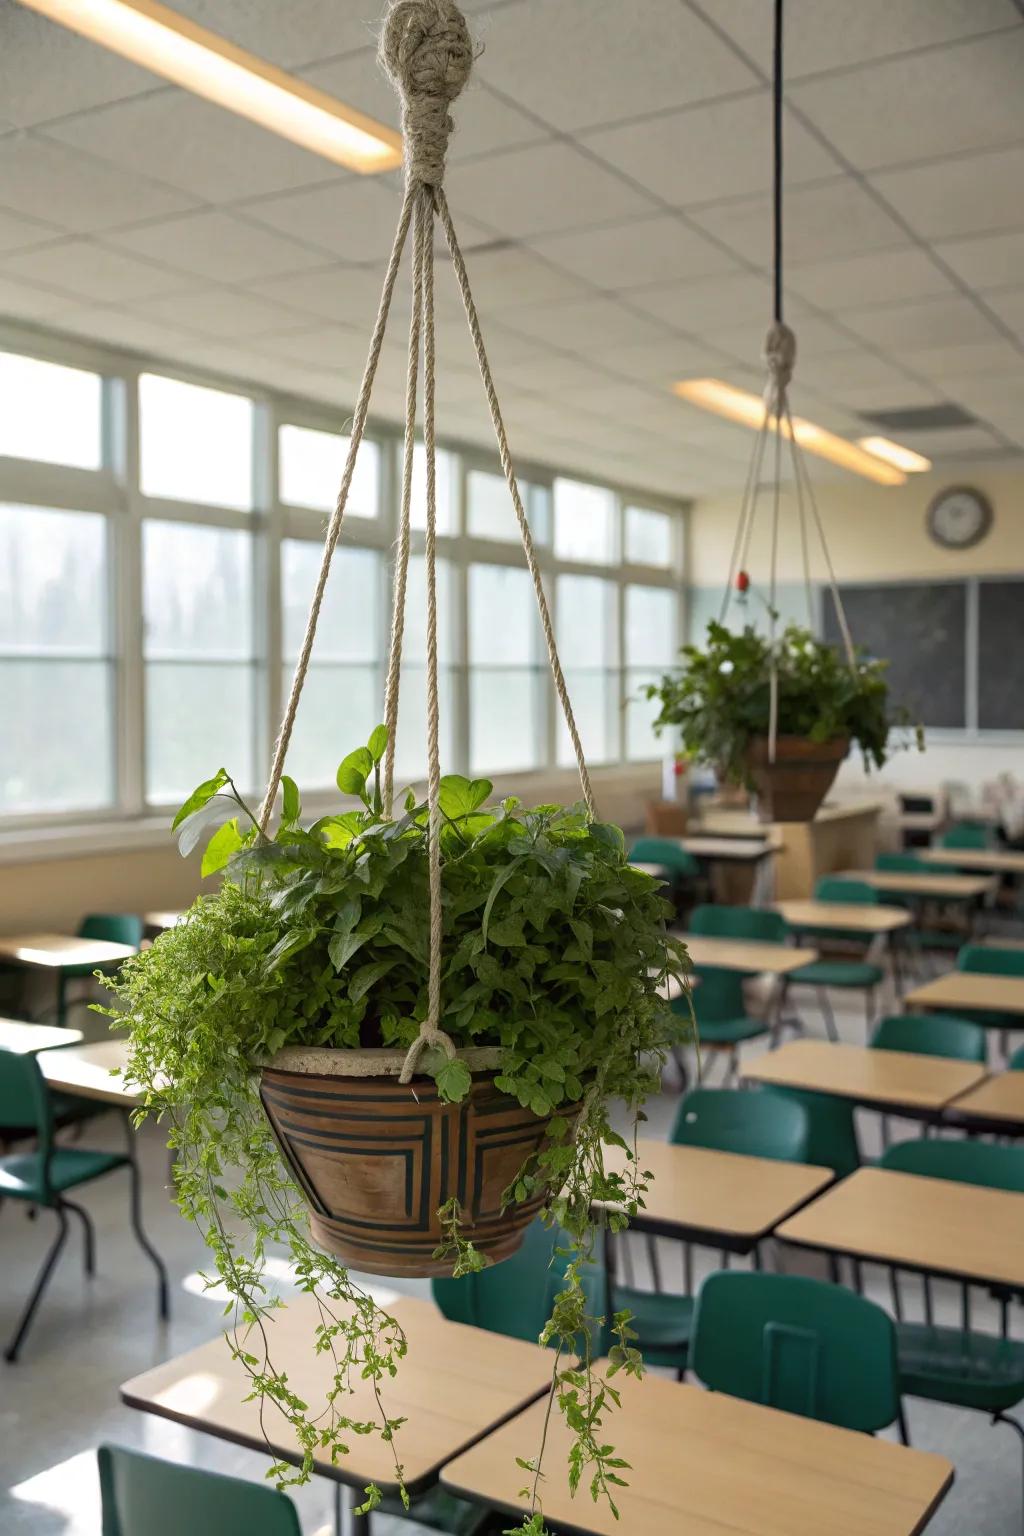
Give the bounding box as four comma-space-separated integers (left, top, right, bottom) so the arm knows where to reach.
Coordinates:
628, 839, 699, 877
688, 967, 747, 1024
0, 1047, 53, 1150
689, 904, 787, 945
814, 877, 877, 905
669, 1086, 810, 1164
99, 1445, 302, 1536
758, 1086, 859, 1177
870, 1012, 987, 1063
941, 822, 990, 851
957, 943, 1024, 978
432, 1217, 609, 1352
880, 1137, 1024, 1194
691, 1271, 900, 1433
875, 852, 927, 873
79, 914, 144, 949
1010, 1044, 1024, 1072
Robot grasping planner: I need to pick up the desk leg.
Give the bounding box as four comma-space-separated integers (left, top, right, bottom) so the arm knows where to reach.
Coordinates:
334, 1482, 357, 1536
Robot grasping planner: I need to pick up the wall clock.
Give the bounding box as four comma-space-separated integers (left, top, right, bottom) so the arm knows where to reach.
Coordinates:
926, 486, 993, 550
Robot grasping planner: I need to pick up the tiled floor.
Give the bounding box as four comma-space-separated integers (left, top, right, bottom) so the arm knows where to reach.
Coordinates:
0, 977, 1019, 1535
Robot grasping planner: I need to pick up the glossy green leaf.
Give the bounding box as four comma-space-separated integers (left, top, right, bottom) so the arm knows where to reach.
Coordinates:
172, 768, 229, 831
201, 816, 244, 877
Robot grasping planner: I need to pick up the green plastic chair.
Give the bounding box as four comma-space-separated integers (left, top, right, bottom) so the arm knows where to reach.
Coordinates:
55, 914, 143, 1027
871, 1012, 987, 1063
99, 1445, 301, 1536
689, 904, 787, 947
669, 1085, 810, 1163
877, 1139, 1024, 1480
0, 1047, 167, 1360
755, 1086, 860, 1177
954, 943, 1024, 1041
941, 822, 991, 851
675, 906, 780, 1070
874, 853, 965, 962
628, 838, 700, 881
787, 878, 885, 1041
1011, 1044, 1024, 1071
691, 1271, 905, 1437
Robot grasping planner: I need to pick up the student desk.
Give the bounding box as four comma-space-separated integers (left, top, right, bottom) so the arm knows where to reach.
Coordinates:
0, 932, 136, 1026
598, 1138, 832, 1257
905, 971, 1024, 1021
945, 1072, 1024, 1136
778, 1167, 1024, 1295
917, 847, 1024, 876
682, 936, 817, 976
775, 900, 912, 936
0, 1017, 83, 1053
39, 1038, 142, 1107
441, 1364, 953, 1536
142, 910, 186, 935
741, 1039, 987, 1122
837, 870, 996, 902
122, 1295, 552, 1534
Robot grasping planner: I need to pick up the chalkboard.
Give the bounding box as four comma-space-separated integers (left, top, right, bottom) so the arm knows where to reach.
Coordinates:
978, 580, 1024, 731
823, 582, 966, 729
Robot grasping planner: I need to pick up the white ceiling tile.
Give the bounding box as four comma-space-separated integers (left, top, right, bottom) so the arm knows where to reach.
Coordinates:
788, 247, 955, 310
977, 287, 1024, 341
473, 0, 758, 132
496, 353, 618, 393
0, 136, 196, 232
942, 374, 1024, 442
0, 239, 191, 304
443, 142, 655, 239
901, 339, 1024, 381
528, 216, 735, 293
47, 305, 203, 357
627, 271, 773, 333
441, 243, 581, 312
690, 179, 908, 264
791, 30, 1024, 171
163, 0, 382, 68
584, 97, 837, 208
239, 178, 413, 262
706, 0, 1019, 80
869, 145, 1024, 241
796, 348, 924, 393
0, 272, 74, 323
897, 424, 1006, 458
140, 286, 311, 339
248, 263, 402, 328
42, 92, 340, 203
107, 210, 333, 283
498, 297, 665, 353
0, 205, 65, 255
840, 295, 1004, 351
936, 230, 1024, 291
0, 4, 158, 125
609, 337, 737, 385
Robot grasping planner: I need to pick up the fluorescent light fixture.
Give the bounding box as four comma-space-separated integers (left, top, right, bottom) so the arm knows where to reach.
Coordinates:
672, 378, 907, 486
17, 0, 403, 173
856, 435, 932, 473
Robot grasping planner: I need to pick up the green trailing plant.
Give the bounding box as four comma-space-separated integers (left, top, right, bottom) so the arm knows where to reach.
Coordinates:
646, 620, 922, 789
102, 724, 689, 1532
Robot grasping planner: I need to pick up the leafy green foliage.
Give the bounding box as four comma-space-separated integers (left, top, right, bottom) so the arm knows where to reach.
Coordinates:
646, 620, 923, 789
103, 725, 689, 1533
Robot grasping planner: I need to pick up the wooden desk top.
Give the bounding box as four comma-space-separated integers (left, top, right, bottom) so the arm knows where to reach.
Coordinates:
742, 1040, 986, 1112
981, 935, 1024, 950
599, 1139, 832, 1243
442, 1364, 953, 1536
684, 935, 818, 976
840, 869, 995, 899
917, 847, 1024, 875
775, 899, 912, 934
121, 1295, 551, 1493
0, 932, 136, 968
906, 971, 1024, 1018
143, 910, 186, 931
675, 836, 773, 861
778, 1166, 1024, 1290
0, 1018, 84, 1053
39, 1038, 142, 1106
946, 1073, 1024, 1130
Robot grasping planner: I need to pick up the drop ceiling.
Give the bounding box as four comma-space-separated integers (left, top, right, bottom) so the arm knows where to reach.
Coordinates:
2, 0, 1024, 497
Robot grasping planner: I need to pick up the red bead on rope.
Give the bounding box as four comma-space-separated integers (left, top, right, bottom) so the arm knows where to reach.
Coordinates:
736, 570, 750, 594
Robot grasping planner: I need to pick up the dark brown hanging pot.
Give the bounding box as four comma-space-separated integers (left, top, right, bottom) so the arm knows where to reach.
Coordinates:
746, 735, 849, 823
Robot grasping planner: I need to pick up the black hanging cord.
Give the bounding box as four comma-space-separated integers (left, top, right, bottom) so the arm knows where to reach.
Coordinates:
772, 0, 783, 324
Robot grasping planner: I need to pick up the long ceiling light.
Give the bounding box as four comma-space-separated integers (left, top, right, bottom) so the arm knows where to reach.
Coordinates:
17, 0, 403, 174
856, 435, 932, 473
672, 378, 907, 486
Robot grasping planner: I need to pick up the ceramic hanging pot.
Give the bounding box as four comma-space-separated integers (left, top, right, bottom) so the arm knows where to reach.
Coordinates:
746, 734, 849, 823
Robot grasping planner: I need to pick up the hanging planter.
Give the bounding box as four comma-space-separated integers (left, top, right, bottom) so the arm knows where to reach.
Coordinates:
102, 3, 688, 1530
746, 733, 849, 823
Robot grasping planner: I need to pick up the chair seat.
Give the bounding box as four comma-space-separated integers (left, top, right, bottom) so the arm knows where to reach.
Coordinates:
697, 1017, 770, 1046
375, 1485, 491, 1535
0, 1146, 128, 1201
612, 1284, 692, 1370
897, 1322, 1024, 1413
789, 960, 884, 989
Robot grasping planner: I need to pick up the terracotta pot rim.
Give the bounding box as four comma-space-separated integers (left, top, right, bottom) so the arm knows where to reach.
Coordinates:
266, 1043, 504, 1079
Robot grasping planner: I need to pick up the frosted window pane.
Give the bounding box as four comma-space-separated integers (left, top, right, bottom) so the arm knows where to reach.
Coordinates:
556, 574, 617, 669
553, 478, 614, 563
410, 443, 455, 534
282, 540, 380, 662
467, 470, 549, 544
281, 664, 381, 789
0, 505, 106, 654
469, 564, 541, 665
140, 374, 253, 510
402, 556, 455, 665
279, 424, 380, 518
558, 670, 616, 768
144, 522, 253, 660
470, 670, 541, 775
625, 505, 673, 567
626, 670, 665, 761
0, 659, 112, 813
146, 662, 255, 803
393, 665, 455, 784
625, 585, 677, 668
0, 352, 101, 470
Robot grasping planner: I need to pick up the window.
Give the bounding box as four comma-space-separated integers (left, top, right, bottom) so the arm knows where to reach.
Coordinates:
466, 468, 550, 545
279, 424, 380, 519
0, 505, 113, 813
625, 585, 678, 761
556, 575, 618, 767
410, 443, 456, 535
143, 521, 256, 803
553, 478, 615, 564
468, 564, 543, 775
140, 374, 253, 511
625, 505, 673, 568
392, 556, 456, 783
0, 353, 102, 470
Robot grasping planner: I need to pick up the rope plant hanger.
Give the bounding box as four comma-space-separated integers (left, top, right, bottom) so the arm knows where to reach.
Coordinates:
110, 2, 687, 1527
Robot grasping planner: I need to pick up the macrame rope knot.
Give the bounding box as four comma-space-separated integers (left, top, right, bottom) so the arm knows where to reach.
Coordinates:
763, 319, 796, 394
379, 0, 473, 187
